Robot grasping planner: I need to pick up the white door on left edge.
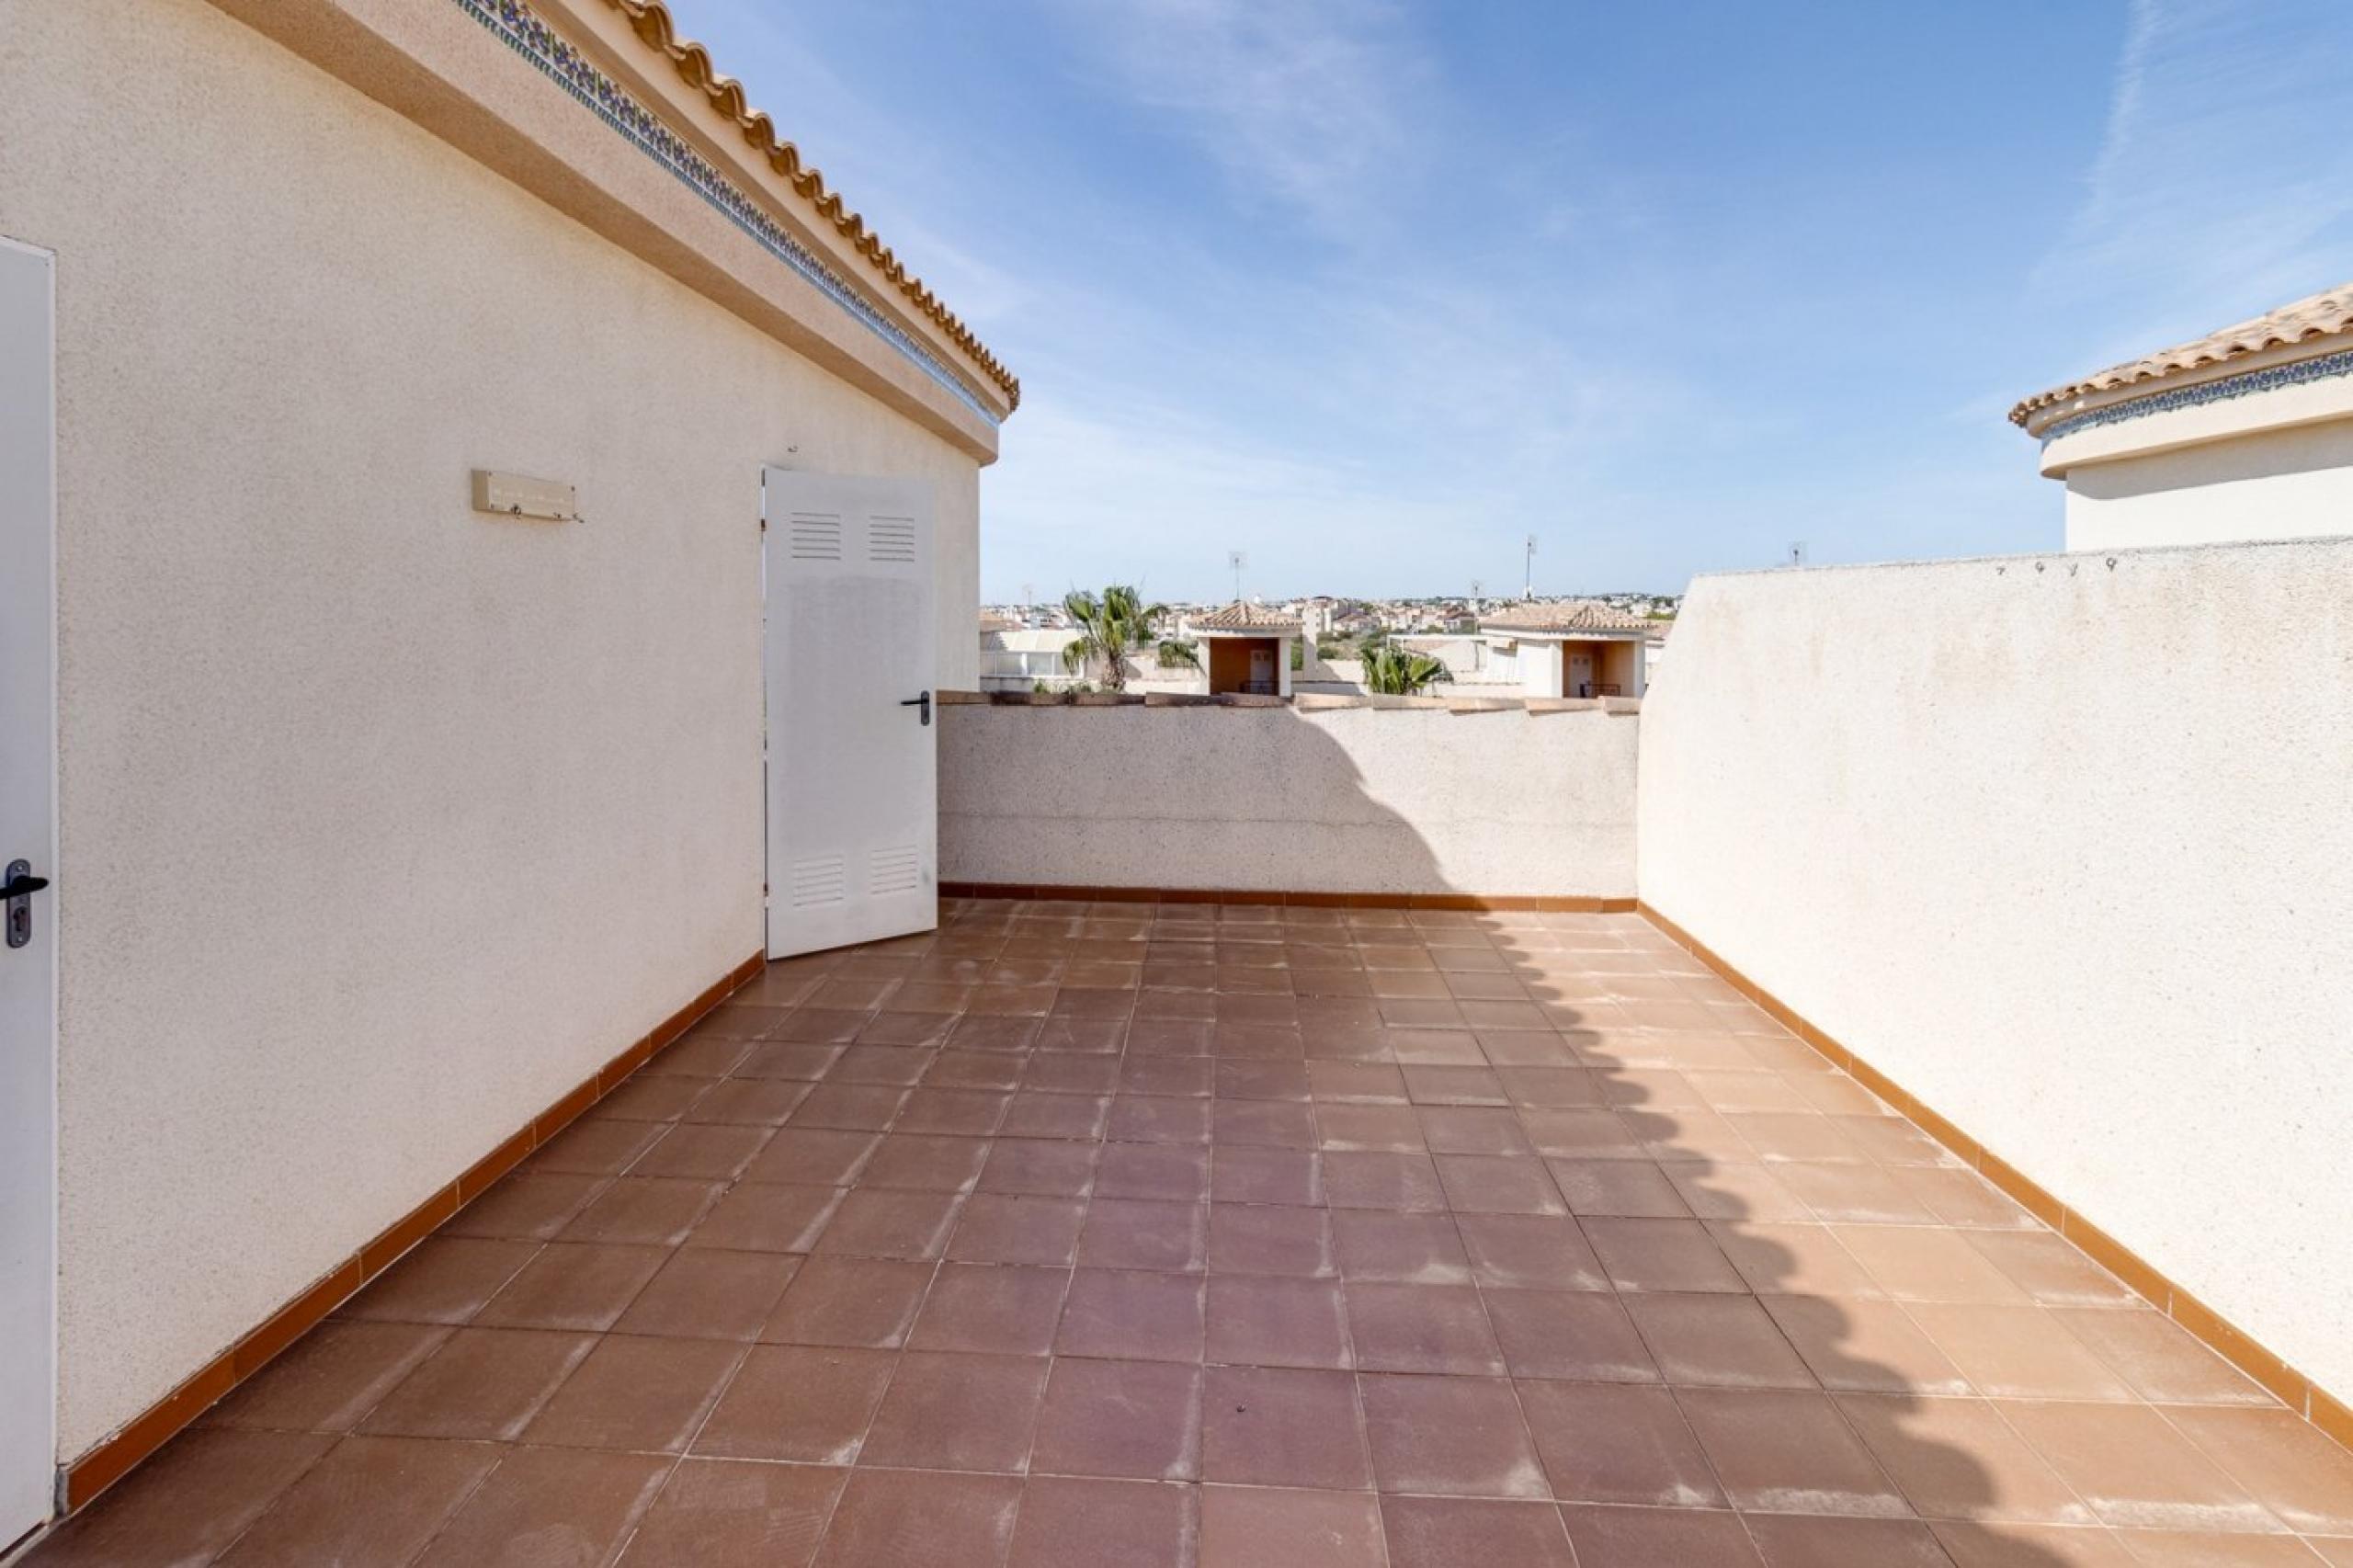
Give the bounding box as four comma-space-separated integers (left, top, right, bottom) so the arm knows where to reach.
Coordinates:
763, 469, 938, 959
0, 238, 58, 1549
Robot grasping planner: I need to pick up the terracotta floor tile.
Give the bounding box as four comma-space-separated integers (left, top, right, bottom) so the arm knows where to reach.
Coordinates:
1518, 1110, 1646, 1160
1197, 1484, 1386, 1568
1930, 1521, 2141, 1567
1995, 1401, 2279, 1533
612, 1248, 799, 1342
413, 1446, 669, 1568
761, 1256, 936, 1348
1096, 1143, 1212, 1202
1209, 1203, 1334, 1277
1108, 1095, 1214, 1145
1215, 1098, 1318, 1149
1963, 1231, 2142, 1306
1419, 1107, 1532, 1155
529, 1118, 665, 1176
214, 1435, 500, 1568
442, 1173, 610, 1242
1906, 1302, 2140, 1401
1123, 1057, 1212, 1097
1517, 1381, 1723, 1506
999, 1091, 1112, 1140
338, 1233, 543, 1318
1381, 1495, 1576, 1566
1201, 1364, 1367, 1489
633, 1122, 773, 1182
1760, 1294, 1972, 1395
790, 1085, 911, 1132
813, 1188, 963, 1260
559, 1177, 725, 1247
1219, 1059, 1313, 1100
1402, 1064, 1510, 1106
1206, 1275, 1353, 1369
906, 1262, 1069, 1355
1009, 1055, 1099, 1095
1741, 1514, 1954, 1567
1030, 1358, 1203, 1481
1359, 1373, 1549, 1497
687, 1182, 843, 1254
827, 1045, 937, 1086
358, 1326, 596, 1441
1324, 1150, 1449, 1210
1483, 1289, 1657, 1382
1007, 1476, 1194, 1568
1456, 1213, 1608, 1290
1624, 1292, 1815, 1389
473, 1243, 668, 1332
1547, 1159, 1692, 1218
1674, 1386, 1910, 1517
1833, 1224, 2037, 1304
684, 1077, 813, 1127
597, 1074, 717, 1123
1346, 1282, 1504, 1374
981, 1138, 1099, 1197
1581, 1217, 1747, 1293
22, 1428, 332, 1565
2164, 1405, 2353, 1535
857, 1351, 1048, 1472
1710, 1221, 1886, 1299
692, 1344, 897, 1463
733, 1041, 847, 1082
742, 1129, 881, 1187
2047, 1310, 2275, 1406
1558, 1505, 1763, 1566
812, 1469, 1020, 1568
1317, 1103, 1428, 1151
2109, 1529, 2333, 1564
1080, 1199, 1209, 1272
1212, 1147, 1323, 1206
1838, 1392, 2097, 1524
1498, 1067, 1608, 1109
1330, 1210, 1472, 1284
1307, 1062, 1409, 1103
949, 1193, 1088, 1266
1665, 1161, 1816, 1222
1057, 1268, 1206, 1362
857, 1132, 991, 1193
1435, 1153, 1567, 1214
204, 1321, 452, 1433
519, 1333, 740, 1451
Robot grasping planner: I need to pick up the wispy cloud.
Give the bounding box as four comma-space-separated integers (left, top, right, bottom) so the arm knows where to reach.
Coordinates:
2035, 0, 2353, 354
1046, 0, 1433, 234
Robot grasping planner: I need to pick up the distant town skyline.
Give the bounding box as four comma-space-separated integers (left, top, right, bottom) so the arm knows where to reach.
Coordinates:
681, 0, 2353, 601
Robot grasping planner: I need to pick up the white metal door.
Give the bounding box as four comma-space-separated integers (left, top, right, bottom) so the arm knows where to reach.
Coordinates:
763, 469, 938, 959
0, 238, 58, 1547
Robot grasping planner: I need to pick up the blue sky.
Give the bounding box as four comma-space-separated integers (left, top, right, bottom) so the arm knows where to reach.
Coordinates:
680, 0, 2353, 600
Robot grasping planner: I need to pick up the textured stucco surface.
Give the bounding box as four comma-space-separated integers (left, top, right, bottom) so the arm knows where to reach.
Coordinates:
2, 0, 980, 1457
1637, 540, 2353, 1403
942, 706, 1638, 898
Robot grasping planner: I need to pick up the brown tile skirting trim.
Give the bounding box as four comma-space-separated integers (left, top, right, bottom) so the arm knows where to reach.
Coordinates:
1635, 899, 2353, 1456
943, 881, 1638, 914
57, 948, 767, 1515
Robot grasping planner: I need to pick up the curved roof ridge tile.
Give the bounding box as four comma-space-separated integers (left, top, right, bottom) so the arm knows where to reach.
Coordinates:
606, 0, 1020, 409
2009, 278, 2352, 428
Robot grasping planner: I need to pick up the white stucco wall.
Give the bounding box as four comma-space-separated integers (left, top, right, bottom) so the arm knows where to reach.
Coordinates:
2, 0, 983, 1458
2063, 418, 2353, 552
942, 704, 1638, 898
1637, 540, 2353, 1403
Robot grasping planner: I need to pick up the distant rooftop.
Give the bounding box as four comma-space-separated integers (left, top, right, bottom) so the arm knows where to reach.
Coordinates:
2010, 278, 2353, 427
1189, 600, 1303, 632
1480, 600, 1656, 635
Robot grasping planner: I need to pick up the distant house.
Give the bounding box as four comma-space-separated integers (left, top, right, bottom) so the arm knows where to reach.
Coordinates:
1182, 601, 1302, 697
978, 617, 1080, 691
2013, 280, 2353, 551
1477, 601, 1653, 699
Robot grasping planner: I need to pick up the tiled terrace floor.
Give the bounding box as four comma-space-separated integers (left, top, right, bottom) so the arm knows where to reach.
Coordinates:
32, 899, 2353, 1567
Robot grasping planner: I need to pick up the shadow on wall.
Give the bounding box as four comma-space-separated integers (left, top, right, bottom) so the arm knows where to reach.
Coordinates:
938, 701, 1636, 901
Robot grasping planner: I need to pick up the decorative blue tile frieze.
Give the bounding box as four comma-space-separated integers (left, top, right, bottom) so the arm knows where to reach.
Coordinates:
2039, 346, 2353, 447
454, 0, 1002, 425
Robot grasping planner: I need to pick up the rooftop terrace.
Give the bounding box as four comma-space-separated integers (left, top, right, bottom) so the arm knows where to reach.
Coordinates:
28, 896, 2353, 1567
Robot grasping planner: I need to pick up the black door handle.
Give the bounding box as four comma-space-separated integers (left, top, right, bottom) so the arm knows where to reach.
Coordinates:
900, 691, 932, 726
5, 858, 46, 950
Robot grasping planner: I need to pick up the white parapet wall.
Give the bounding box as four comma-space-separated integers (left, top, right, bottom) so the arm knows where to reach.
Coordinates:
1637, 538, 2353, 1403
942, 699, 1639, 898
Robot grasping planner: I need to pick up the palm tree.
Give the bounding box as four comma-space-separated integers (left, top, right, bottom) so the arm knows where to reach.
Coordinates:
1060, 585, 1199, 693
1358, 641, 1454, 696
